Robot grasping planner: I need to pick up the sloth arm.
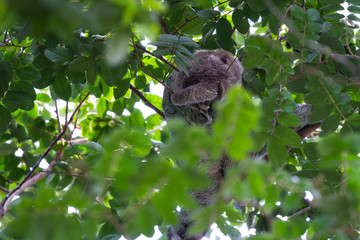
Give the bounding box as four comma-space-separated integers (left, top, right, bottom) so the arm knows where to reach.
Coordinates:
171, 82, 219, 106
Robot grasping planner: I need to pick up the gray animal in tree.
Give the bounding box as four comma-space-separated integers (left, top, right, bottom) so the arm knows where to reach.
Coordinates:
162, 49, 320, 240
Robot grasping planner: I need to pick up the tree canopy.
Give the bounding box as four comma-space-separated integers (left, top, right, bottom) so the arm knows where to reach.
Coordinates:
0, 0, 360, 239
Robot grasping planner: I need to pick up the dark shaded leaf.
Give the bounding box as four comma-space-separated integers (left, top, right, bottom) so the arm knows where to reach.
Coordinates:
17, 67, 41, 81
233, 9, 250, 34
0, 104, 12, 134
114, 78, 131, 99
44, 47, 73, 65
51, 73, 71, 101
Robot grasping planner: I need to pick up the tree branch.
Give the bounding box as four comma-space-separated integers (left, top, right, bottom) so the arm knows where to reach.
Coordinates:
130, 84, 165, 119
0, 92, 91, 218
131, 41, 179, 71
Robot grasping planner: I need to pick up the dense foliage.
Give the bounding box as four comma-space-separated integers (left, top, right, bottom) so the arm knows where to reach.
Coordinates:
0, 0, 360, 239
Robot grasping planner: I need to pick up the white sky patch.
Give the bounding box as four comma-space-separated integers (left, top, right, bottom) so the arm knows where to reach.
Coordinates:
68, 206, 79, 214
123, 109, 131, 116
134, 226, 162, 240
301, 229, 309, 240
135, 82, 164, 118
236, 223, 256, 238
15, 148, 24, 157
276, 215, 288, 221
39, 159, 49, 169
304, 191, 314, 202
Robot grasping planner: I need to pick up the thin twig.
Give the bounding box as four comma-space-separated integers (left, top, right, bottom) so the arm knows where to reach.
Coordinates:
172, 0, 230, 35
55, 101, 62, 132
0, 186, 9, 194
287, 55, 332, 81
131, 41, 179, 71
345, 22, 354, 56
132, 41, 174, 93
129, 84, 165, 119
289, 206, 311, 218
158, 14, 170, 34
0, 43, 46, 49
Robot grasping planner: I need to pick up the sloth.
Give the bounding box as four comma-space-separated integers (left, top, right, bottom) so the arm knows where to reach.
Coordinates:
162, 49, 320, 240
163, 49, 243, 126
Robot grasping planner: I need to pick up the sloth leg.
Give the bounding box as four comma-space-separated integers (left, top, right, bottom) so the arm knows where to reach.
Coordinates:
171, 83, 219, 106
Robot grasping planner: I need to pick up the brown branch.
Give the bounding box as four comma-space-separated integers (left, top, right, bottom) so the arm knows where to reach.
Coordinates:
132, 41, 174, 93
0, 186, 9, 194
0, 150, 63, 217
289, 206, 311, 218
129, 84, 165, 119
26, 126, 57, 137
0, 92, 91, 218
287, 55, 332, 81
131, 42, 179, 71
296, 123, 321, 140
172, 16, 198, 35
318, 75, 348, 122
55, 100, 62, 132
0, 42, 45, 49
345, 22, 354, 56
158, 15, 170, 34
172, 0, 230, 35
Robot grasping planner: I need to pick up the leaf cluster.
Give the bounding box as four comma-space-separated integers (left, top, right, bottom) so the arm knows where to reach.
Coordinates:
0, 0, 360, 239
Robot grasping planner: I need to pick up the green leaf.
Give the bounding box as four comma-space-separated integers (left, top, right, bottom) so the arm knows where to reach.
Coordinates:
106, 31, 129, 66
290, 5, 307, 22
0, 61, 11, 97
0, 142, 17, 156
32, 69, 56, 89
267, 136, 287, 167
280, 99, 297, 112
68, 56, 89, 72
86, 60, 98, 85
213, 86, 259, 160
134, 75, 147, 90
181, 17, 205, 35
243, 3, 259, 22
348, 5, 360, 14
307, 8, 321, 21
229, 0, 244, 8
17, 21, 32, 43
51, 73, 71, 101
0, 104, 12, 134
242, 46, 265, 68
310, 104, 333, 123
304, 90, 329, 104
97, 96, 107, 118
3, 81, 36, 111
17, 67, 41, 81
44, 47, 73, 65
321, 114, 341, 134
216, 18, 233, 39
278, 112, 301, 127
197, 9, 220, 20
248, 171, 264, 197
137, 204, 160, 237
100, 61, 128, 87
318, 32, 345, 54
245, 0, 267, 12
274, 126, 302, 148
114, 78, 131, 99
36, 93, 51, 103
233, 9, 250, 34
33, 54, 56, 69
202, 22, 216, 43
144, 94, 163, 111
